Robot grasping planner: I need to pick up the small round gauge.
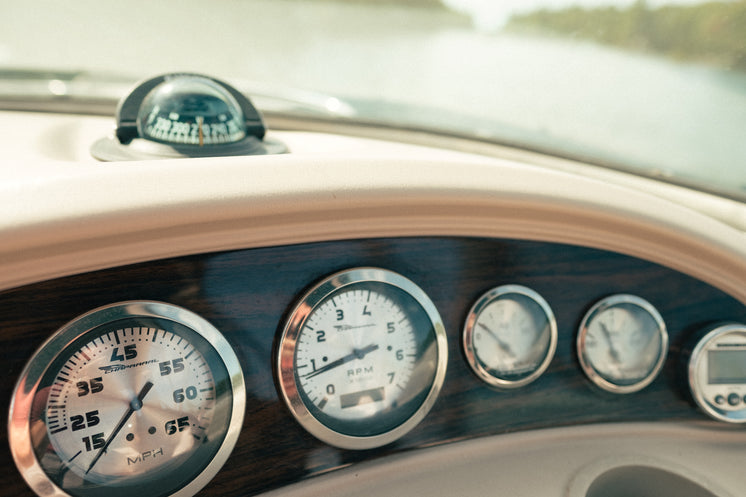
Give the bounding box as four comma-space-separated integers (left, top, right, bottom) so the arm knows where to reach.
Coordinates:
277, 268, 448, 450
688, 323, 746, 423
463, 285, 557, 388
9, 301, 244, 497
577, 294, 668, 393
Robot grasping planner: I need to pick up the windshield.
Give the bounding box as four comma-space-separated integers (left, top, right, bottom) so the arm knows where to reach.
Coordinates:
2, 0, 745, 199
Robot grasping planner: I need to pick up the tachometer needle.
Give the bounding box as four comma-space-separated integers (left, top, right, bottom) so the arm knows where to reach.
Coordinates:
86, 381, 153, 474
303, 344, 379, 379
333, 323, 376, 332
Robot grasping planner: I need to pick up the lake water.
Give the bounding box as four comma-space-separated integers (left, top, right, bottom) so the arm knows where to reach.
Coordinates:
3, 0, 745, 197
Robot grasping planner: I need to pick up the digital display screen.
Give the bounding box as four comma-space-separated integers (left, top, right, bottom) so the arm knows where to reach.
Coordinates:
340, 387, 385, 409
708, 350, 746, 384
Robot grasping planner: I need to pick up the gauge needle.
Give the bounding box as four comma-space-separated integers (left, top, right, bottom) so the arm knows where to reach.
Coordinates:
599, 323, 622, 364
477, 322, 515, 358
197, 116, 204, 146
333, 324, 375, 332
303, 344, 379, 379
86, 381, 153, 474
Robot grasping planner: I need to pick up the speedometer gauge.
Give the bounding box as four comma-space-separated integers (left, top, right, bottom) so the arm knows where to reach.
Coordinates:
277, 268, 447, 450
9, 301, 244, 497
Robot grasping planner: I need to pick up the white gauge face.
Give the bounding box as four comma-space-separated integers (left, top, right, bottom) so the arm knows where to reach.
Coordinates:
295, 287, 417, 422
278, 268, 448, 450
578, 295, 668, 393
463, 285, 557, 388
46, 326, 217, 483
9, 302, 245, 497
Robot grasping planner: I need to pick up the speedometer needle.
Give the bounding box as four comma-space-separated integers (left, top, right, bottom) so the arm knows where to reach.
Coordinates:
303, 344, 379, 379
86, 381, 153, 474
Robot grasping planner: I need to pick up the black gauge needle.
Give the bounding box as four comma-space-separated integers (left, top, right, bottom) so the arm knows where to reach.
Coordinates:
599, 323, 622, 364
477, 322, 515, 358
303, 344, 379, 380
333, 323, 376, 332
86, 381, 153, 474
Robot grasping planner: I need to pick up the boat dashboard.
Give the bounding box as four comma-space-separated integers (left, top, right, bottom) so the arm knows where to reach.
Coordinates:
1, 108, 746, 497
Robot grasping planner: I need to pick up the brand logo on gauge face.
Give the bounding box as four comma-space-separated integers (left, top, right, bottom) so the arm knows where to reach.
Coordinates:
99, 359, 158, 374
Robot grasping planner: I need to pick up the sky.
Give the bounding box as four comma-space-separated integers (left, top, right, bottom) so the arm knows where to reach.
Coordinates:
443, 0, 714, 31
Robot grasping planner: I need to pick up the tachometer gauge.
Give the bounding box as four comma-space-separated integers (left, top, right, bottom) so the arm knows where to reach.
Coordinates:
9, 301, 244, 497
463, 285, 557, 389
277, 268, 447, 450
577, 294, 668, 393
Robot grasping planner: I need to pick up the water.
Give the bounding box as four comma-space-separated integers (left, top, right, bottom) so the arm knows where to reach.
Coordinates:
2, 0, 745, 197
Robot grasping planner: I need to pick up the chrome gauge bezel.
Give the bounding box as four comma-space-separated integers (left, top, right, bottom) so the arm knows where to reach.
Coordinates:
577, 294, 668, 394
8, 301, 245, 497
688, 323, 746, 423
276, 267, 448, 450
462, 285, 557, 389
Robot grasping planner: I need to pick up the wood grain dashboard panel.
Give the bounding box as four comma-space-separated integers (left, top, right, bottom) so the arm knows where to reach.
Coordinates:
2, 237, 745, 496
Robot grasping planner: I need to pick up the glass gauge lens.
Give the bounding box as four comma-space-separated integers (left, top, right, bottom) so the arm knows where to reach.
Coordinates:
9, 301, 245, 497
688, 323, 746, 423
136, 75, 247, 146
463, 285, 557, 388
277, 268, 448, 450
577, 294, 668, 393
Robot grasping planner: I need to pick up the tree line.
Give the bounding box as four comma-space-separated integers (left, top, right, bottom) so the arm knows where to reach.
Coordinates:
506, 0, 746, 71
